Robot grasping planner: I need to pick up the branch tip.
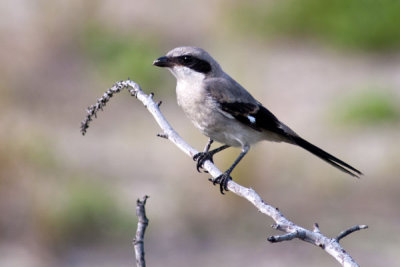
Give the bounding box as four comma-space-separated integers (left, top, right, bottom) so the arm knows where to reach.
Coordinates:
313, 223, 321, 233
336, 225, 368, 242
80, 80, 144, 135
157, 133, 169, 139
137, 195, 149, 205
268, 231, 298, 243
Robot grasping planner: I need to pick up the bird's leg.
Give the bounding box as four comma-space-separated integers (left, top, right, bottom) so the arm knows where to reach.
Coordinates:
193, 139, 214, 172
203, 138, 214, 153
212, 145, 250, 194
193, 139, 230, 172
195, 144, 230, 172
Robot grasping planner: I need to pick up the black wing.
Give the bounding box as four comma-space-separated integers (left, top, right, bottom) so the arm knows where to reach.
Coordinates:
203, 77, 288, 136
220, 101, 289, 137
220, 102, 363, 177
205, 77, 362, 177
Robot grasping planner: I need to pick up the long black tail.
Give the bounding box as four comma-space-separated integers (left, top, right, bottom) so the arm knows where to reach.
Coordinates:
291, 136, 362, 177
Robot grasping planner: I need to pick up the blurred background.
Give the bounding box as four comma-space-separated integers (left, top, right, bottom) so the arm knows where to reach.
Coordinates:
1, 0, 400, 266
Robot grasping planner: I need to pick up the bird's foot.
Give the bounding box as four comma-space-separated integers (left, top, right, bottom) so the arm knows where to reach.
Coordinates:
193, 151, 214, 172
209, 173, 231, 194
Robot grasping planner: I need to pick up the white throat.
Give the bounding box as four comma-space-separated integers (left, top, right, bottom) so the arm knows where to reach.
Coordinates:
169, 66, 206, 83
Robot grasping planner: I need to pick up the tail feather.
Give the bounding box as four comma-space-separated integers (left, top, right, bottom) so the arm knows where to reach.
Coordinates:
291, 136, 362, 177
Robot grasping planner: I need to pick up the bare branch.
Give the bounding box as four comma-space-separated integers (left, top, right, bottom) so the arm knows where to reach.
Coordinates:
313, 223, 321, 234
156, 133, 169, 139
267, 230, 299, 242
80, 81, 127, 135
336, 225, 368, 243
82, 80, 367, 267
133, 195, 149, 267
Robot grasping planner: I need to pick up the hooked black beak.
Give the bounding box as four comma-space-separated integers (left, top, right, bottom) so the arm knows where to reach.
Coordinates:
153, 56, 173, 67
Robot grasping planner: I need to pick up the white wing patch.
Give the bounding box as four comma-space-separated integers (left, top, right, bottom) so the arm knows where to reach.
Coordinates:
247, 115, 256, 124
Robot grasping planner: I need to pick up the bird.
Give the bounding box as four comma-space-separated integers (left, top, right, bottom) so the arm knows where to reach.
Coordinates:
153, 46, 362, 194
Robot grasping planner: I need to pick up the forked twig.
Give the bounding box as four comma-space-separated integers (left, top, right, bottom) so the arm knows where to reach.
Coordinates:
133, 195, 149, 267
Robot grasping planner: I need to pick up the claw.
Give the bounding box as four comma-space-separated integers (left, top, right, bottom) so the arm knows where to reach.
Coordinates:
193, 153, 200, 161
196, 161, 202, 172
210, 173, 231, 194
193, 152, 214, 173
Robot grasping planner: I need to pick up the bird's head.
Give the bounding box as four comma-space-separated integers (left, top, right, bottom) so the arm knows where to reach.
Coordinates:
153, 46, 223, 80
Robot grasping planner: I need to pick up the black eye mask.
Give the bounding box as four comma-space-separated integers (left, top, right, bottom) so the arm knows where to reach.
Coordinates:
175, 55, 212, 74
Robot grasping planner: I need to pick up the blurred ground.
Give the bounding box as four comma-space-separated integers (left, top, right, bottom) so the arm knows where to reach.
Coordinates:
1, 0, 399, 266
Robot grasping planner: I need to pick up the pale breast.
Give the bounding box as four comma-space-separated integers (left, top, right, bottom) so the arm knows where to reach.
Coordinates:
176, 81, 216, 133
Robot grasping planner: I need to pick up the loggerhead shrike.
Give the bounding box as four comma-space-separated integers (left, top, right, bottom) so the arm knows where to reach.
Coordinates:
153, 46, 362, 194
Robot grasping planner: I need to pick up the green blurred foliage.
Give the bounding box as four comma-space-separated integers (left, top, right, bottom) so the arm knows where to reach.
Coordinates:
0, 130, 58, 173
232, 0, 400, 51
19, 134, 59, 170
80, 25, 163, 88
0, 127, 134, 248
42, 180, 134, 247
331, 88, 400, 125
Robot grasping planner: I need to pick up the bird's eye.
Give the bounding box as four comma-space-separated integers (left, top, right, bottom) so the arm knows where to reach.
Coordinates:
176, 55, 212, 74
180, 55, 194, 65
